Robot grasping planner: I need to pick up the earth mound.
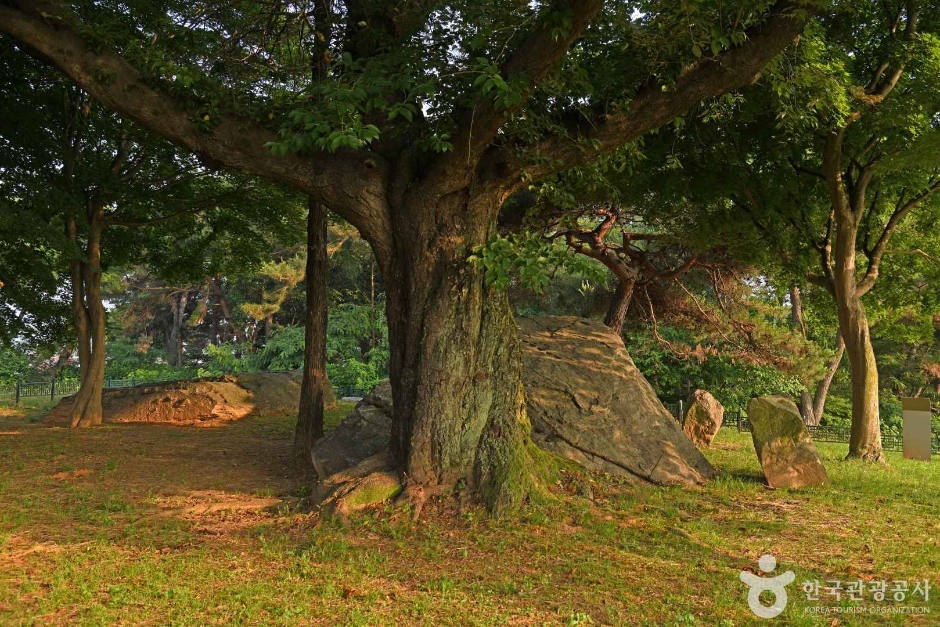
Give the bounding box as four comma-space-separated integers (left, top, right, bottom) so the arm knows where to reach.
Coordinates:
44, 371, 336, 427
314, 316, 713, 487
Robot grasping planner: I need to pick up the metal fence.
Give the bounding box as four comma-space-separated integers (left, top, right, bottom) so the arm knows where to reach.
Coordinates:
334, 386, 369, 399
668, 402, 940, 454
0, 377, 177, 404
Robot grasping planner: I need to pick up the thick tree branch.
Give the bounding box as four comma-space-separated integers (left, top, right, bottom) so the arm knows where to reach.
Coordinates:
506, 0, 814, 186
0, 1, 393, 262
822, 128, 855, 225
858, 176, 940, 295
428, 0, 604, 193
864, 0, 917, 99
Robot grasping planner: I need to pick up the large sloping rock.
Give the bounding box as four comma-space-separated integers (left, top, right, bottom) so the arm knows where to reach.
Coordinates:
683, 389, 724, 448
520, 316, 714, 486
314, 316, 715, 487
747, 395, 828, 489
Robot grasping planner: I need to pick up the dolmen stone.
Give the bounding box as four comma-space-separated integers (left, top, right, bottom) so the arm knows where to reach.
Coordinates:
683, 389, 724, 448
520, 316, 714, 486
747, 395, 828, 489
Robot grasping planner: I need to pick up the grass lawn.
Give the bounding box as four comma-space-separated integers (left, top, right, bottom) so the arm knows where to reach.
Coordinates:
1, 402, 938, 626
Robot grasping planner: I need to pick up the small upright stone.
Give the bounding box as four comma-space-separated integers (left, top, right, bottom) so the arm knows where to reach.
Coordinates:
747, 395, 829, 489
683, 389, 724, 448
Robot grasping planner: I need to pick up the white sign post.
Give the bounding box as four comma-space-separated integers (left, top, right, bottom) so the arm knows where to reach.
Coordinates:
901, 397, 932, 462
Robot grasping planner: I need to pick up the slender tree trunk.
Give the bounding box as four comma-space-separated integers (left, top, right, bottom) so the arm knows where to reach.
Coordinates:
822, 127, 885, 462
383, 188, 535, 514
790, 286, 844, 426
210, 296, 221, 346
69, 203, 106, 428
264, 315, 273, 343
167, 292, 187, 366
603, 278, 635, 335
812, 333, 845, 423
790, 286, 818, 424
789, 286, 807, 334
295, 198, 329, 463
799, 390, 817, 426
66, 215, 91, 383
167, 300, 178, 365
832, 219, 884, 461
176, 292, 187, 365
211, 277, 245, 344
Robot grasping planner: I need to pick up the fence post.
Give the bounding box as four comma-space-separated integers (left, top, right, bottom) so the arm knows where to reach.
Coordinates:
15, 380, 20, 406
107, 377, 111, 389
737, 409, 743, 433
50, 379, 55, 401
678, 400, 684, 423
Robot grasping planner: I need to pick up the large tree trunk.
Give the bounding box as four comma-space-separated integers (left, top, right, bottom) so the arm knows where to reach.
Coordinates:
832, 220, 884, 462
68, 204, 106, 428
295, 199, 329, 463
383, 189, 535, 514
841, 306, 882, 461
603, 278, 635, 336
822, 125, 885, 462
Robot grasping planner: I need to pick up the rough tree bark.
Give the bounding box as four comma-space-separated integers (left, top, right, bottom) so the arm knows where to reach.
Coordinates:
384, 187, 534, 512
0, 0, 813, 508
833, 212, 882, 460
295, 198, 329, 462
604, 279, 636, 335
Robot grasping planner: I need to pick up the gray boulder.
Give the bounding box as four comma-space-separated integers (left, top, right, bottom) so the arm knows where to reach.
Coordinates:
683, 389, 724, 448
520, 316, 714, 486
310, 380, 393, 480
747, 395, 828, 489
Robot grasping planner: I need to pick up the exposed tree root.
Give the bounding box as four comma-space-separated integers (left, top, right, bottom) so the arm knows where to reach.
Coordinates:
317, 453, 403, 521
